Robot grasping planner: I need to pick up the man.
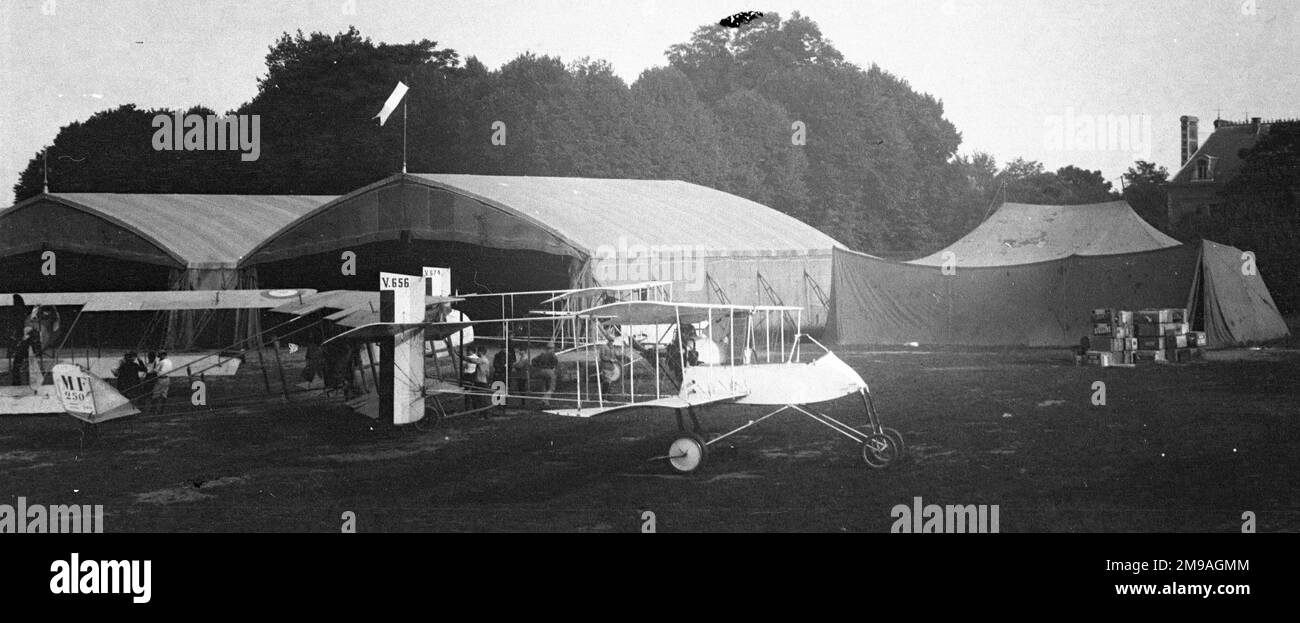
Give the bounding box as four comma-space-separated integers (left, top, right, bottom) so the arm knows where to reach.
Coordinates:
531, 343, 559, 406
149, 350, 174, 414
10, 326, 41, 389
597, 334, 622, 392
111, 351, 145, 400
493, 345, 526, 407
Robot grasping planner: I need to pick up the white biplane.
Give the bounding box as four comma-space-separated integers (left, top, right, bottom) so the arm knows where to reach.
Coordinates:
325, 275, 905, 473
6, 276, 904, 474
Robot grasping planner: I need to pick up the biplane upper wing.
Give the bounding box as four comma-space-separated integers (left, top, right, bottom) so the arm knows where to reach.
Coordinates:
573, 300, 803, 325
269, 290, 463, 328
537, 281, 673, 305
1, 289, 318, 311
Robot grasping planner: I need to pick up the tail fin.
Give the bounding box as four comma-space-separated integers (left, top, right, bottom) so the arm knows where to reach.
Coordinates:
52, 364, 139, 423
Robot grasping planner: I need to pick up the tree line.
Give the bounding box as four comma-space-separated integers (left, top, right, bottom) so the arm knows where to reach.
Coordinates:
15, 13, 1122, 260
14, 13, 1293, 316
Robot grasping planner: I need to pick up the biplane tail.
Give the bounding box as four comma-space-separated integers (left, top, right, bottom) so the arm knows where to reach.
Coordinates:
51, 364, 139, 424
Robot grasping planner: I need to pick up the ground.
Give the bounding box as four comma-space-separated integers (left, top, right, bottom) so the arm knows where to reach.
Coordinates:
3, 347, 1298, 532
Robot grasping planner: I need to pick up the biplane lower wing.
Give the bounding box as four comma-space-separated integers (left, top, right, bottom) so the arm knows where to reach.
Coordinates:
543, 391, 749, 418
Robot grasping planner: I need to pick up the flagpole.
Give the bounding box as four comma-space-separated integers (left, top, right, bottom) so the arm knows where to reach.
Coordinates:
402, 99, 408, 174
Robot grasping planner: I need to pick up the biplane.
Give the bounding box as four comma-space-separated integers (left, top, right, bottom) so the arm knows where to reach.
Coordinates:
0, 288, 461, 419
325, 274, 905, 473
5, 274, 905, 474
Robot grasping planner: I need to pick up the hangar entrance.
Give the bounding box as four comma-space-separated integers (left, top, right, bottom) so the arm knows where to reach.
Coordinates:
0, 250, 177, 352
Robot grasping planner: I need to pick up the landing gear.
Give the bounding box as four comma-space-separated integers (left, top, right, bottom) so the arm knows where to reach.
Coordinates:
858, 390, 904, 468
882, 427, 905, 458
650, 392, 905, 473
861, 433, 900, 469
663, 408, 711, 474
667, 434, 708, 473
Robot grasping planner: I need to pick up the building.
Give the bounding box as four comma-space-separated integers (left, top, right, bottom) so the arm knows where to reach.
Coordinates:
242, 173, 842, 328
1166, 115, 1289, 226
0, 193, 335, 348
2, 175, 841, 349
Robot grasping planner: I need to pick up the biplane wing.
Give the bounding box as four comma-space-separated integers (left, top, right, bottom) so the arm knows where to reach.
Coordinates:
0, 289, 317, 311
543, 390, 749, 418
573, 300, 803, 324
537, 281, 673, 305
269, 290, 463, 327
321, 321, 473, 344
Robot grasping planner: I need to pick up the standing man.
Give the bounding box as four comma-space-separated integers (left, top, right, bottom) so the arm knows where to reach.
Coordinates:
111, 351, 145, 400
10, 326, 41, 389
597, 334, 622, 395
149, 350, 174, 414
531, 343, 559, 406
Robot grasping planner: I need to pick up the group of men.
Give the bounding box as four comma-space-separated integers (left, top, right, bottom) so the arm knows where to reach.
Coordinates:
110, 350, 173, 413
461, 342, 560, 408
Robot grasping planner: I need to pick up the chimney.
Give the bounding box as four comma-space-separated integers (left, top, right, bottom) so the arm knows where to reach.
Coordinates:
1180, 115, 1199, 165
1251, 117, 1262, 133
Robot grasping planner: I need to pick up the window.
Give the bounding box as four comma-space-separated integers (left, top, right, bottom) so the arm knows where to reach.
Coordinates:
1194, 156, 1214, 181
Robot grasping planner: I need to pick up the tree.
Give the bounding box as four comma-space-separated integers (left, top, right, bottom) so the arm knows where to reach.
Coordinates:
666, 11, 963, 256
1121, 160, 1170, 231
994, 159, 1117, 205
13, 28, 459, 199
237, 27, 459, 192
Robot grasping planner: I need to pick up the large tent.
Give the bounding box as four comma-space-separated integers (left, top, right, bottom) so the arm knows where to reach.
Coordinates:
243, 173, 842, 327
826, 201, 1289, 347
0, 193, 334, 347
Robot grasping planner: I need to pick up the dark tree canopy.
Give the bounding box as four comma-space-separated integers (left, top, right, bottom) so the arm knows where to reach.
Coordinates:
19, 16, 1256, 271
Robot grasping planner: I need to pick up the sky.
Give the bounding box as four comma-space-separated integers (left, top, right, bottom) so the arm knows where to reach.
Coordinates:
2, 0, 1298, 205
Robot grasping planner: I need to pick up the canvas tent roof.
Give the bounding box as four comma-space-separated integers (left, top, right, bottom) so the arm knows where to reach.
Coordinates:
245, 173, 841, 264
0, 193, 335, 269
410, 174, 841, 257
826, 240, 1289, 348
909, 201, 1180, 267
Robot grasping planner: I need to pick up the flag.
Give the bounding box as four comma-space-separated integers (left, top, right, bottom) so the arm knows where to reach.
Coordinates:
374, 81, 409, 126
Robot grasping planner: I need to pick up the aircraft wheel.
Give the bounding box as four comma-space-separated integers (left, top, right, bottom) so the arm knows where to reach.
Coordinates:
861, 433, 899, 469
668, 434, 708, 474
882, 427, 905, 458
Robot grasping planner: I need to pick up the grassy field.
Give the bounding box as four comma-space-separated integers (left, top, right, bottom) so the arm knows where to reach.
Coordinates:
2, 347, 1298, 532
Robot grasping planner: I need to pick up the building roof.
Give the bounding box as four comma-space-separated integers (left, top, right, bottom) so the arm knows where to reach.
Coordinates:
245, 173, 842, 265
1, 193, 335, 269
908, 200, 1181, 267
1169, 119, 1273, 185
412, 174, 841, 255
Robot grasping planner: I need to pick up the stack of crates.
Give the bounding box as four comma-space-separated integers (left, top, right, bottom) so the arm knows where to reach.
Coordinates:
1131, 308, 1204, 363
1085, 309, 1136, 366
1084, 308, 1206, 366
